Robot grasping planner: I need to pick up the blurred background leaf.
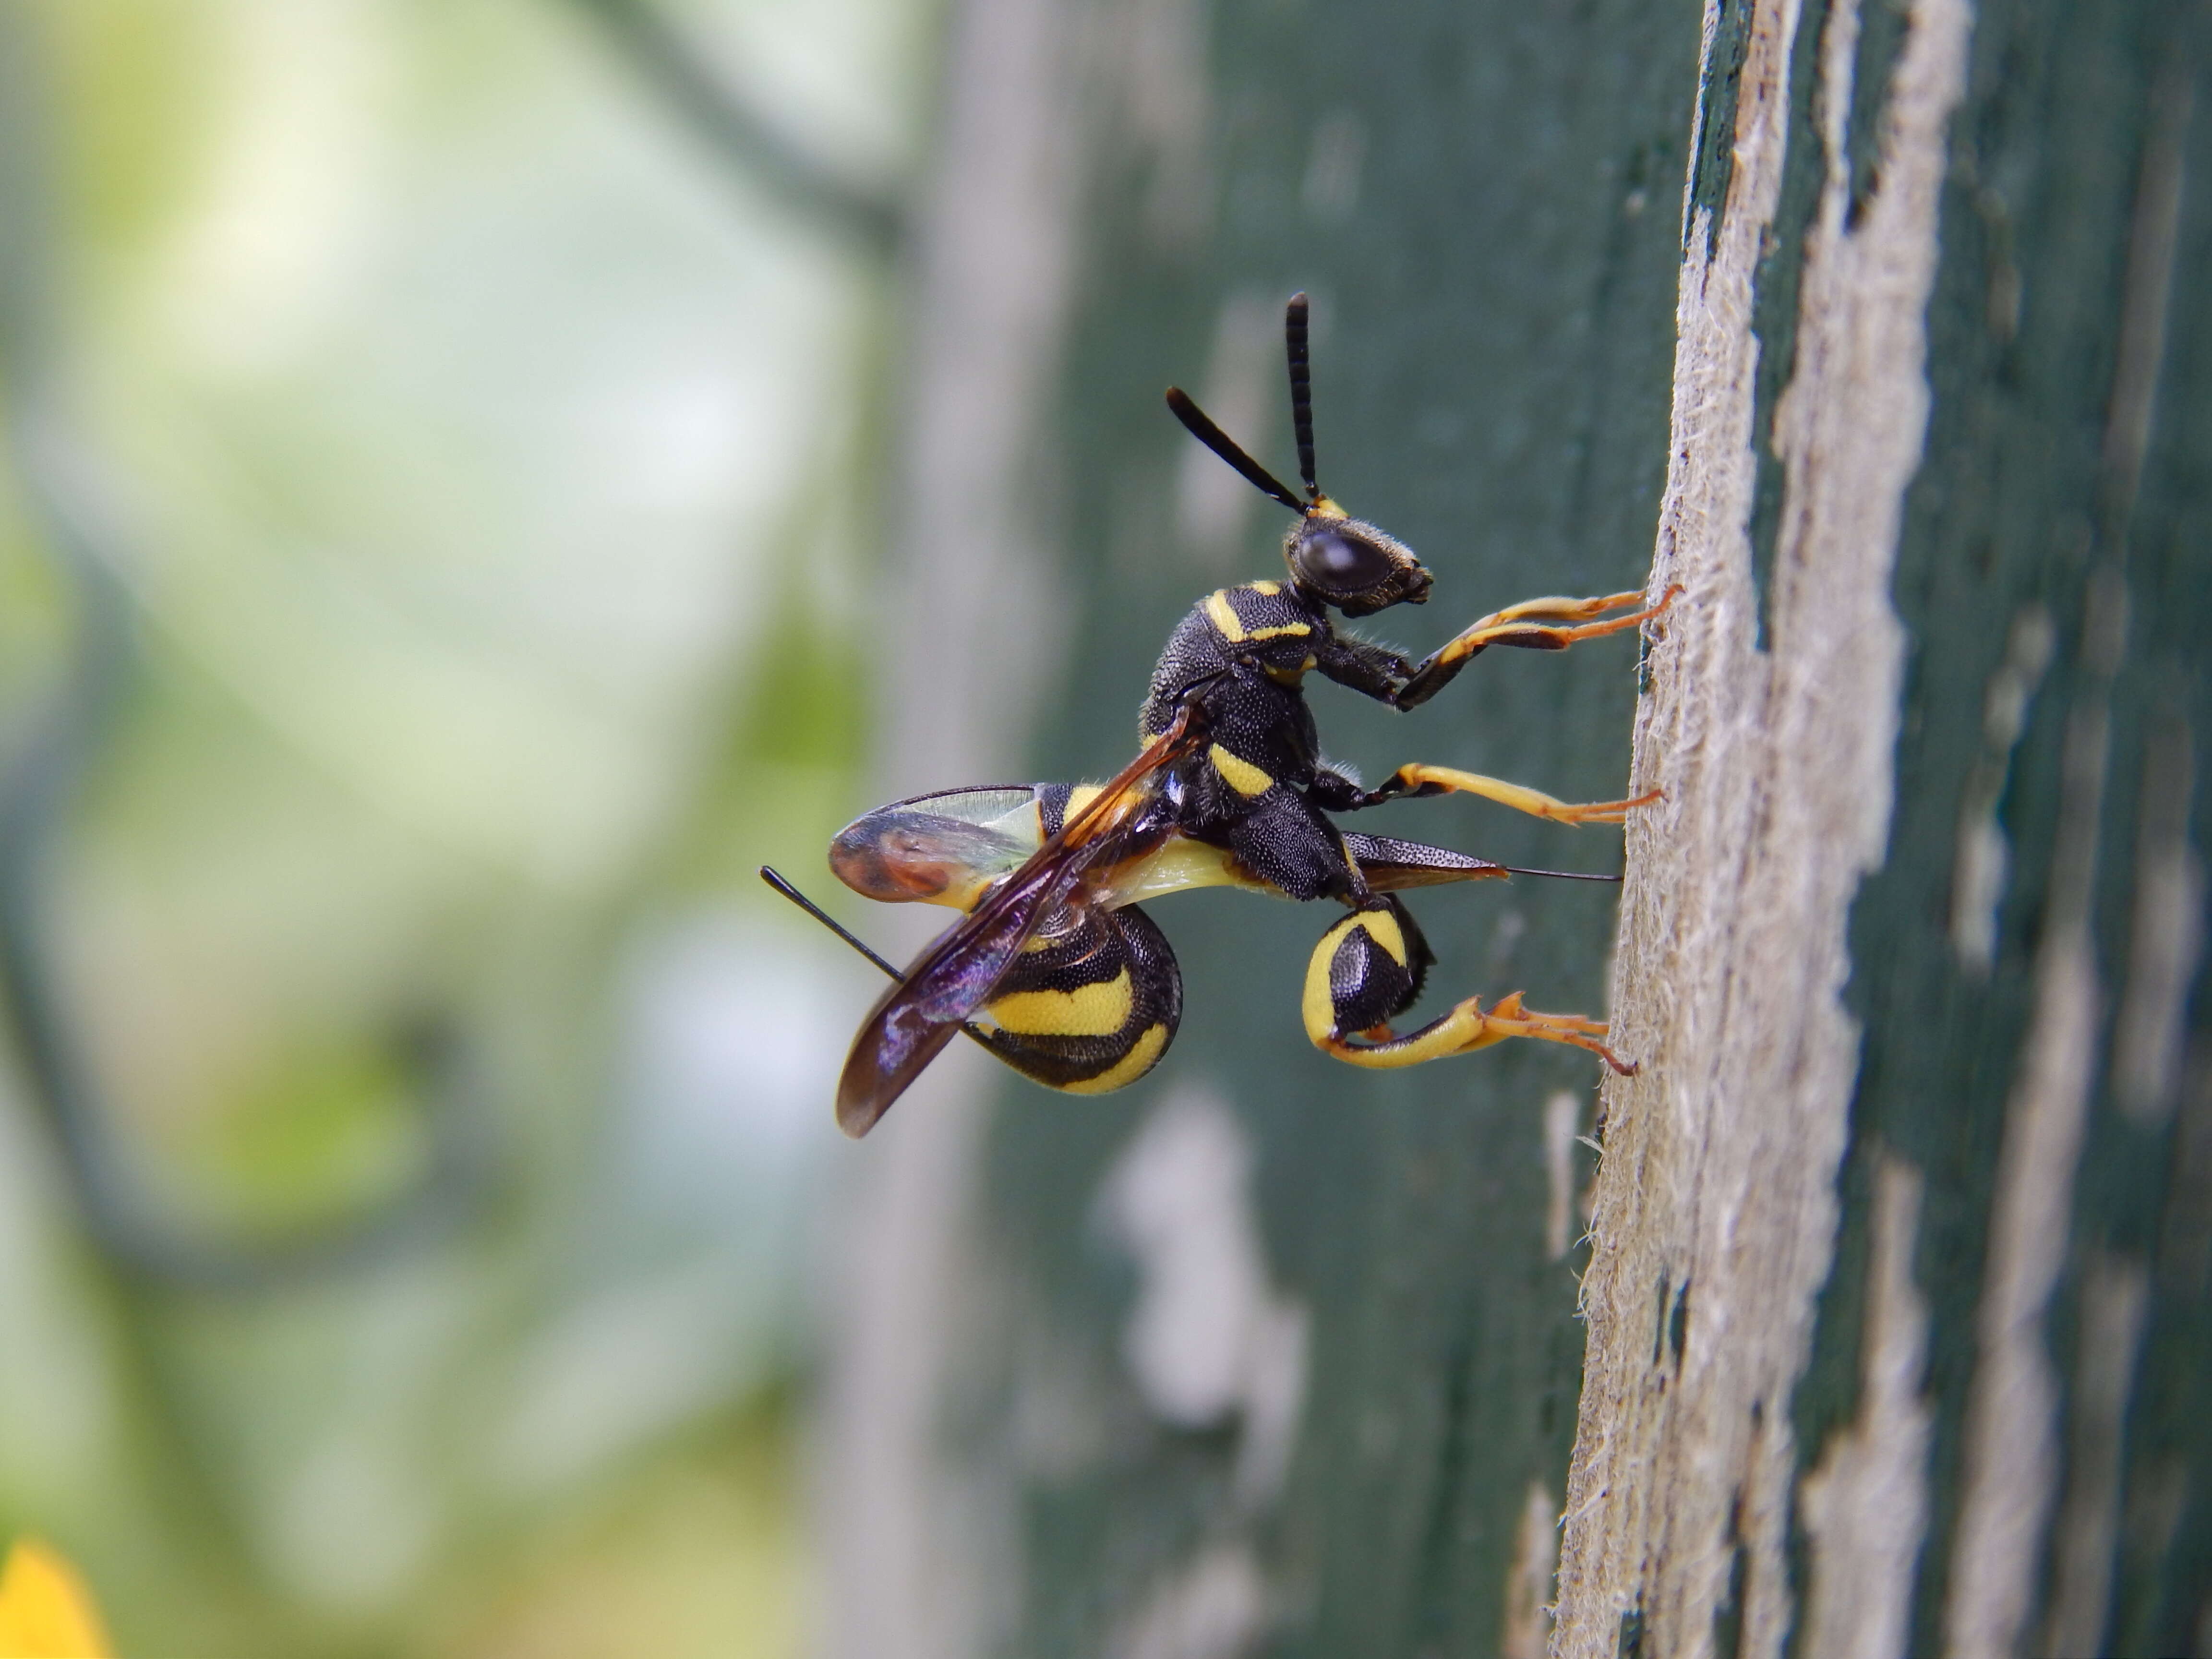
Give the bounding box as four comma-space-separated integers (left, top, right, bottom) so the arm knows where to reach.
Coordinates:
0, 0, 937, 1650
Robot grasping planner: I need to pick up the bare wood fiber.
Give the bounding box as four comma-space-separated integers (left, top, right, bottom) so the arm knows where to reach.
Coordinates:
1551, 0, 1972, 1654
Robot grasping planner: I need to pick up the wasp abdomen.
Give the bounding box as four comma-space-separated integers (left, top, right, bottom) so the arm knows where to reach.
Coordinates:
977, 902, 1182, 1094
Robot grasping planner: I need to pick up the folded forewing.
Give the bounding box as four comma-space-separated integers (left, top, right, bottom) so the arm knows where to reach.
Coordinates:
833, 708, 1204, 1137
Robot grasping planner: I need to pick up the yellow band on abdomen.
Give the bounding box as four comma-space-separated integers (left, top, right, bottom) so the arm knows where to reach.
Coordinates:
989, 967, 1134, 1038
1059, 1022, 1170, 1093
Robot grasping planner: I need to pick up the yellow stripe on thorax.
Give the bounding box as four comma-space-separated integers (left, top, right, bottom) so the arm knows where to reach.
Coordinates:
989, 967, 1134, 1038
1202, 588, 1309, 644
1208, 744, 1274, 798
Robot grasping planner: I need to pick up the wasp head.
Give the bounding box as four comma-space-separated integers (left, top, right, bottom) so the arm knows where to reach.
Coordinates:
1285, 506, 1432, 617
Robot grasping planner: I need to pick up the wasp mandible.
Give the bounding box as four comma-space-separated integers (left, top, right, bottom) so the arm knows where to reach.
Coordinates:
770, 294, 1679, 1137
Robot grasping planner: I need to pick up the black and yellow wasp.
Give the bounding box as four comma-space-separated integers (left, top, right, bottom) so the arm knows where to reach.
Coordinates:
769, 295, 1678, 1138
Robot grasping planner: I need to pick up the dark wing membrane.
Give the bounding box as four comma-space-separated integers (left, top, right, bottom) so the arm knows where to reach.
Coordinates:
834, 708, 1204, 1138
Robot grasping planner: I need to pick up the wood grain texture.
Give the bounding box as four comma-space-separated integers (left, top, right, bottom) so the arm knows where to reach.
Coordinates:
1824, 3, 2212, 1652
1562, 0, 2212, 1654
1554, 0, 1970, 1652
822, 0, 2212, 1650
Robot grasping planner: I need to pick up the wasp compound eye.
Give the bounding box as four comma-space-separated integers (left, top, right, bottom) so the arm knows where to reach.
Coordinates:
1303, 531, 1392, 586
1290, 519, 1431, 615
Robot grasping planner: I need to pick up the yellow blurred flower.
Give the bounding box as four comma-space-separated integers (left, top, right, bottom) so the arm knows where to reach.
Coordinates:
0, 1539, 113, 1659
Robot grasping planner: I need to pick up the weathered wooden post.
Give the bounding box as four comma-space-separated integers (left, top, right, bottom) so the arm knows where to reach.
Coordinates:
820, 0, 2212, 1653
1560, 3, 2212, 1655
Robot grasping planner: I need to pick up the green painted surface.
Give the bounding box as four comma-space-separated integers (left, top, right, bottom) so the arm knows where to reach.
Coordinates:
949, 0, 1704, 1648
922, 0, 2212, 1649
1794, 1, 2212, 1655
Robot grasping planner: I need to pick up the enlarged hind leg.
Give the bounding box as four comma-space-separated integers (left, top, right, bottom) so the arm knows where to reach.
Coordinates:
1301, 902, 1634, 1074
1298, 897, 1435, 1040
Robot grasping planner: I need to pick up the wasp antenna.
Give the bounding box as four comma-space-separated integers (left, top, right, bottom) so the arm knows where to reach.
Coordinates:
1165, 386, 1308, 514
760, 866, 905, 979
1502, 865, 1625, 883
1285, 292, 1318, 499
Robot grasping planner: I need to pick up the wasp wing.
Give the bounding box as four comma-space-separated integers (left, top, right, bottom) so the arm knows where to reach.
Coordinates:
834, 708, 1203, 1138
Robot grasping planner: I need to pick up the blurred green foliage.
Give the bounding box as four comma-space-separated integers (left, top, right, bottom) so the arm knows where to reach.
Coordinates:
0, 0, 932, 1651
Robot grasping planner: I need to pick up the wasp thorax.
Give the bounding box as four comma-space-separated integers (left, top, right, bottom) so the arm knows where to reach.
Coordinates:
1286, 516, 1432, 616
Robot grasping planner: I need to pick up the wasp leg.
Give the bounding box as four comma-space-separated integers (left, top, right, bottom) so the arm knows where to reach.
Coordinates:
1299, 897, 1435, 1035
1300, 906, 1634, 1073
1395, 583, 1682, 709
1318, 993, 1635, 1074
1344, 763, 1662, 826
1302, 903, 1633, 1071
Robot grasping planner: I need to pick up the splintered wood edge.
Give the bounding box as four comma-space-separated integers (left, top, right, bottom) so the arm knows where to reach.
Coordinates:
1549, 1, 1973, 1656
